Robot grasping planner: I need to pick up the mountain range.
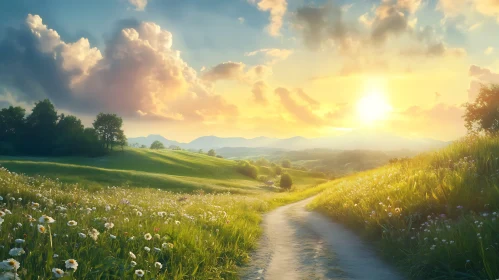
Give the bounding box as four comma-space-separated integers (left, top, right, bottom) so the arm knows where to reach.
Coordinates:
128, 130, 451, 152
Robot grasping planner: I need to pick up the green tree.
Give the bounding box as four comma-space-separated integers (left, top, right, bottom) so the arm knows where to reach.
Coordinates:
208, 149, 216, 156
150, 140, 165, 149
0, 106, 25, 154
93, 113, 124, 151
464, 84, 499, 133
117, 130, 127, 151
281, 159, 291, 168
275, 166, 282, 175
198, 149, 204, 154
25, 99, 58, 155
55, 114, 85, 155
280, 173, 293, 190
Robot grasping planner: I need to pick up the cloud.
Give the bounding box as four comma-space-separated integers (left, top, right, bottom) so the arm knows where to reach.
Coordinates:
293, 2, 356, 51
238, 17, 245, 24
468, 65, 499, 101
249, 0, 287, 36
400, 25, 466, 57
129, 0, 148, 11
251, 81, 268, 105
0, 14, 238, 123
370, 2, 409, 44
201, 62, 271, 83
245, 48, 293, 63
295, 88, 320, 109
274, 87, 324, 125
474, 0, 499, 21
485, 47, 494, 55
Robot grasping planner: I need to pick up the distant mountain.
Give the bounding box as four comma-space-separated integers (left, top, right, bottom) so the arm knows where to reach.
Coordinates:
128, 130, 451, 152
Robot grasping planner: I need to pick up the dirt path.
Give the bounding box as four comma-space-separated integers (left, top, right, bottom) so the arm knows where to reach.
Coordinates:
239, 196, 403, 280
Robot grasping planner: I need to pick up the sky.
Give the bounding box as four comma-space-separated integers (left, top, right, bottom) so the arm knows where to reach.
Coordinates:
0, 0, 499, 141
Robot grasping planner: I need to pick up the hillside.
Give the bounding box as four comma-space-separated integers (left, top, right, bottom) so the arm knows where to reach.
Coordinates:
310, 135, 499, 279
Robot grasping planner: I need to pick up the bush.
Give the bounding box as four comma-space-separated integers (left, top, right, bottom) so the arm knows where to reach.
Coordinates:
280, 173, 293, 189
236, 161, 258, 179
208, 149, 216, 156
150, 140, 165, 149
281, 159, 291, 168
275, 166, 282, 175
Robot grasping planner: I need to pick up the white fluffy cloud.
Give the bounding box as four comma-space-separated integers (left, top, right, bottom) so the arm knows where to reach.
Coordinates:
250, 0, 288, 36
129, 0, 148, 11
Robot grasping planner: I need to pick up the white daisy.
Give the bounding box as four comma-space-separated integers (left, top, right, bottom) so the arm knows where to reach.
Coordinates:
154, 262, 163, 269
65, 259, 78, 271
0, 259, 20, 270
8, 248, 25, 257
134, 269, 145, 277
144, 233, 152, 240
39, 215, 55, 224
67, 220, 77, 227
52, 268, 65, 278
129, 252, 136, 259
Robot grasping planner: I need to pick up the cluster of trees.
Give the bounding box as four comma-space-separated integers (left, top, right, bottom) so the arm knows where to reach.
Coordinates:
0, 99, 125, 156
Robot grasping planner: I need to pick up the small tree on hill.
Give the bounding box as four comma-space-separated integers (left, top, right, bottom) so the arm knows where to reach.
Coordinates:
464, 84, 499, 134
281, 159, 291, 168
280, 173, 293, 190
208, 149, 216, 157
150, 140, 165, 150
93, 113, 124, 151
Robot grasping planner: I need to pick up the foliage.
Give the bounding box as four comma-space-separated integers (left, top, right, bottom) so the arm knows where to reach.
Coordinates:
274, 166, 282, 175
93, 113, 124, 151
464, 84, 499, 134
310, 135, 499, 279
168, 145, 181, 150
279, 173, 293, 189
236, 161, 258, 179
208, 149, 216, 157
281, 159, 291, 168
150, 141, 165, 150
255, 158, 270, 166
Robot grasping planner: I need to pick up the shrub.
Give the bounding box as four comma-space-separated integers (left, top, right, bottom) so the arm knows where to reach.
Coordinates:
281, 159, 291, 168
208, 149, 216, 156
275, 166, 282, 175
280, 173, 293, 189
236, 161, 258, 179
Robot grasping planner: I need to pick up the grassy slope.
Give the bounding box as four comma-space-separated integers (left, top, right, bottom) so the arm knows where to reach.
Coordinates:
310, 135, 499, 279
0, 148, 262, 194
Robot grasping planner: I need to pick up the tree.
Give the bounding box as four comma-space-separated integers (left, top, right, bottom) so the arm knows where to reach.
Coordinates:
281, 159, 291, 168
117, 130, 127, 151
280, 173, 293, 190
0, 106, 25, 154
150, 140, 165, 149
140, 145, 147, 148
93, 113, 124, 151
54, 114, 85, 155
275, 166, 282, 175
169, 145, 181, 150
198, 149, 204, 154
207, 149, 216, 157
25, 99, 58, 155
464, 85, 499, 134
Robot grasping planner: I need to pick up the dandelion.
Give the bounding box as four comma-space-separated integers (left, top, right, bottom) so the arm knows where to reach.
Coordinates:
52, 268, 65, 278
144, 233, 152, 240
104, 222, 114, 229
154, 262, 163, 269
8, 248, 25, 257
0, 259, 20, 270
38, 224, 47, 234
65, 259, 78, 271
135, 269, 145, 277
144, 246, 151, 252
88, 228, 100, 241
129, 252, 136, 259
67, 220, 77, 227
130, 261, 137, 267
39, 215, 55, 224
78, 233, 87, 238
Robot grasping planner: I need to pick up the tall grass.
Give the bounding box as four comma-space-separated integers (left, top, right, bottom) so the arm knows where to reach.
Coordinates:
310, 135, 499, 279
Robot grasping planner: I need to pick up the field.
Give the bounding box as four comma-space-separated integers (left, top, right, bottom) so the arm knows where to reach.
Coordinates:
0, 148, 327, 279
310, 135, 499, 279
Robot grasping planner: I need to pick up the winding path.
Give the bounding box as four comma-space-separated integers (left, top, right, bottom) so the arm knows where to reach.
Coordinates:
240, 196, 403, 280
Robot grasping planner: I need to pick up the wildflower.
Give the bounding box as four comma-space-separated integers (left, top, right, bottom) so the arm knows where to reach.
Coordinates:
53, 254, 59, 258
105, 205, 111, 211
0, 211, 6, 218
162, 243, 173, 249
52, 268, 64, 278
144, 246, 151, 252
0, 259, 20, 270
129, 252, 136, 259
0, 196, 2, 201
88, 228, 100, 241
65, 259, 78, 271
456, 205, 463, 209
38, 224, 47, 234
136, 211, 143, 217
39, 215, 55, 224
8, 248, 25, 257
104, 222, 114, 229
110, 234, 117, 239
130, 261, 137, 267
135, 269, 145, 277
154, 247, 161, 252
124, 218, 129, 223
175, 220, 180, 225
78, 233, 87, 238
67, 220, 77, 227
154, 262, 163, 269
154, 233, 160, 239
144, 233, 152, 240
14, 239, 24, 244
394, 207, 401, 213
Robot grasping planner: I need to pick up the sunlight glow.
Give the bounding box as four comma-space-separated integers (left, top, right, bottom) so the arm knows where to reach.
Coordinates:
357, 90, 392, 123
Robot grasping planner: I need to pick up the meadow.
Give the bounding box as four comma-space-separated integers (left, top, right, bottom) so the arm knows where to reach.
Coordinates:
310, 135, 499, 279
0, 148, 327, 279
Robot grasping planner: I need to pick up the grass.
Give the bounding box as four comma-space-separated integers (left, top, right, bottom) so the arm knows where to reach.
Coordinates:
0, 147, 328, 279
310, 135, 499, 280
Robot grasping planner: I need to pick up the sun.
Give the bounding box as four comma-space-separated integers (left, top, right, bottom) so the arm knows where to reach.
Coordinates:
356, 91, 392, 123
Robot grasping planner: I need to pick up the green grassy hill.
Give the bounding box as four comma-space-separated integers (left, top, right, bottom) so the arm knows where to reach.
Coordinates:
0, 148, 261, 193
310, 135, 499, 279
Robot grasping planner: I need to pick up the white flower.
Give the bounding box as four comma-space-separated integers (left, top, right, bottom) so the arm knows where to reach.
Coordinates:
0, 196, 3, 201
175, 220, 180, 225
104, 222, 114, 229
110, 234, 117, 239
136, 211, 143, 217
0, 259, 20, 270
144, 233, 152, 240
53, 254, 59, 258
154, 247, 161, 252
144, 246, 150, 252
135, 269, 145, 277
65, 259, 78, 271
78, 233, 87, 238
129, 252, 136, 259
0, 271, 19, 279
14, 239, 24, 244
0, 211, 6, 218
52, 268, 65, 278
37, 224, 47, 234
88, 228, 100, 241
130, 261, 137, 267
8, 248, 25, 257
39, 215, 55, 224
105, 205, 111, 211
67, 220, 77, 227
154, 262, 162, 269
